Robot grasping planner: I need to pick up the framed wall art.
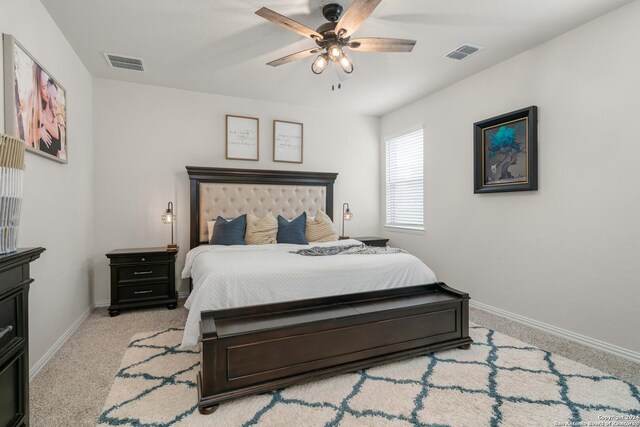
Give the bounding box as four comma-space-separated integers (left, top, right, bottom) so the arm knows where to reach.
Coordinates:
474, 106, 538, 193
226, 115, 259, 161
273, 120, 303, 164
3, 34, 68, 163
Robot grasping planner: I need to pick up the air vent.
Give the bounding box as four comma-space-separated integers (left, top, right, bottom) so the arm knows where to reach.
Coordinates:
445, 44, 483, 61
446, 51, 468, 60
103, 53, 145, 71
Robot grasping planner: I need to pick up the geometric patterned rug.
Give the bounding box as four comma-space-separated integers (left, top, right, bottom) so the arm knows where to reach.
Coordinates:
97, 326, 640, 426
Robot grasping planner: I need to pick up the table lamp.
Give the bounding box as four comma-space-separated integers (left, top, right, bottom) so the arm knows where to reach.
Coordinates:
162, 202, 178, 251
340, 202, 353, 240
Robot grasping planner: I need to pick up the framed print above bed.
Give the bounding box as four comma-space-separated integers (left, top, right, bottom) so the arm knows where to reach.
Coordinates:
3, 34, 68, 164
226, 115, 259, 161
273, 120, 303, 163
474, 106, 537, 193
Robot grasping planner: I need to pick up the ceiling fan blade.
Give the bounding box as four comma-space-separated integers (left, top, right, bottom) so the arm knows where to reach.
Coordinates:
255, 7, 323, 40
348, 37, 416, 52
336, 0, 382, 38
267, 47, 322, 67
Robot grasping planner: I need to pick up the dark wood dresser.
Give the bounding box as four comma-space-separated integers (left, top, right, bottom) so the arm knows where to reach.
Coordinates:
354, 236, 389, 247
106, 247, 178, 317
0, 247, 45, 427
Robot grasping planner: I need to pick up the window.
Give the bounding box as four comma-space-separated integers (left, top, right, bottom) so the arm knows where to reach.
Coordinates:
385, 128, 424, 230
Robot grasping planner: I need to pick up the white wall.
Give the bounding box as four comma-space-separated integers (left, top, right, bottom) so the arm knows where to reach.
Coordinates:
381, 1, 640, 353
0, 1, 94, 369
92, 78, 380, 302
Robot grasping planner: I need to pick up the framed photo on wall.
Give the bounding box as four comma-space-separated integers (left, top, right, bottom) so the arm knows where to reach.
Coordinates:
3, 34, 68, 163
474, 106, 538, 193
273, 120, 303, 164
226, 115, 259, 161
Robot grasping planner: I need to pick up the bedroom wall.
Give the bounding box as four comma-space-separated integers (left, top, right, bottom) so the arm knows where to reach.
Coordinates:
92, 78, 380, 302
381, 0, 640, 354
0, 0, 94, 372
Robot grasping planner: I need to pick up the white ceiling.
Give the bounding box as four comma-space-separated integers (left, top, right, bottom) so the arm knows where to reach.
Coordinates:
41, 0, 632, 116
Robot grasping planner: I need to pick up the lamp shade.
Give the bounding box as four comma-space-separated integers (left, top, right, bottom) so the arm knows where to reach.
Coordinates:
312, 53, 329, 74
327, 44, 342, 61
162, 202, 175, 224
343, 209, 353, 221
338, 55, 354, 74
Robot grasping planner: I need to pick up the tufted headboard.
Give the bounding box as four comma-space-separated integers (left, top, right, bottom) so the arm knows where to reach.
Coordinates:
186, 167, 338, 248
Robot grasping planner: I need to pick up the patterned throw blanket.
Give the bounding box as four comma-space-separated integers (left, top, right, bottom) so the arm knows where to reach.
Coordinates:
292, 244, 407, 256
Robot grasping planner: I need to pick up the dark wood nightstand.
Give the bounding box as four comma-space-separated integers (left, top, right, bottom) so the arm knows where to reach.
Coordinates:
354, 237, 389, 247
106, 247, 178, 317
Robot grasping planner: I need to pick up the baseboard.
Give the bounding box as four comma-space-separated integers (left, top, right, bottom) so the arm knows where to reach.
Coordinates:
470, 300, 640, 363
29, 304, 94, 381
33, 291, 191, 381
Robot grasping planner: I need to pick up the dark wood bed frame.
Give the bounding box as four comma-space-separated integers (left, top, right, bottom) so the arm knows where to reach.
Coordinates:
187, 166, 338, 248
186, 166, 472, 415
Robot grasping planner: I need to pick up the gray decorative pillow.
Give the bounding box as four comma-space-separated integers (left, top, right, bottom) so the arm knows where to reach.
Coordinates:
210, 215, 247, 245
276, 213, 308, 245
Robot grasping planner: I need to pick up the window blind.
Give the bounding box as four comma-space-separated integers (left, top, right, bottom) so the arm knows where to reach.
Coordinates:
385, 129, 424, 229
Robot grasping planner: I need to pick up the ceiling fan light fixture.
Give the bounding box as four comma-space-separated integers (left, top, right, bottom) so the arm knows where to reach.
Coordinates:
327, 44, 343, 62
338, 54, 354, 74
312, 53, 329, 74
256, 0, 416, 79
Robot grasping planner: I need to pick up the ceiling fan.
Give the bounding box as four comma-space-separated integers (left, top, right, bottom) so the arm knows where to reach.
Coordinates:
255, 0, 416, 75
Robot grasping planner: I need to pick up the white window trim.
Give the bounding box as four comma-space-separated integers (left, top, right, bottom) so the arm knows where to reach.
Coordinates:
384, 224, 425, 234
384, 126, 424, 232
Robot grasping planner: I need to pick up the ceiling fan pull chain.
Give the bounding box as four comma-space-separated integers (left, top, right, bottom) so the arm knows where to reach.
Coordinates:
332, 68, 336, 91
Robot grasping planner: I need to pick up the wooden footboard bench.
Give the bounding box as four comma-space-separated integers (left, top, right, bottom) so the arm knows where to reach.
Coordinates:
197, 282, 472, 414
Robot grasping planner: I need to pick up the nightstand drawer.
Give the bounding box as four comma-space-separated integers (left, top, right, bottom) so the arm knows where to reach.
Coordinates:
0, 351, 26, 427
113, 253, 170, 265
0, 290, 22, 355
117, 264, 169, 283
117, 283, 169, 302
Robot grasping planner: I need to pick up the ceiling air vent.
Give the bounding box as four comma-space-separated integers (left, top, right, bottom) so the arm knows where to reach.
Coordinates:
445, 44, 482, 61
103, 53, 145, 71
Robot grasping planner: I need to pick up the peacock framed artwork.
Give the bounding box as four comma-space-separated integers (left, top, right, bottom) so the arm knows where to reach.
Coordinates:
474, 106, 538, 193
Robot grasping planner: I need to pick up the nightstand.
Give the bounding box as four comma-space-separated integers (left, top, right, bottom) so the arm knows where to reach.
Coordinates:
106, 247, 178, 317
354, 237, 389, 247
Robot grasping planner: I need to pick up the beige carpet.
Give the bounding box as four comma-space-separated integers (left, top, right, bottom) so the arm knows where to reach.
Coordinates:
30, 305, 188, 427
96, 326, 640, 427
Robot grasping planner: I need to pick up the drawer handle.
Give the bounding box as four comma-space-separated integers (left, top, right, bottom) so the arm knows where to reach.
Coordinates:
133, 271, 153, 275
134, 290, 153, 295
0, 326, 13, 340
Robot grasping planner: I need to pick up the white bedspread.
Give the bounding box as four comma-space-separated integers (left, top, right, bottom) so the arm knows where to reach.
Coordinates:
180, 239, 437, 347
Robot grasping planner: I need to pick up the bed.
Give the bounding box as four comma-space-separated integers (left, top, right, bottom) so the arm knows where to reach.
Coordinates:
184, 166, 471, 414
181, 239, 438, 347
